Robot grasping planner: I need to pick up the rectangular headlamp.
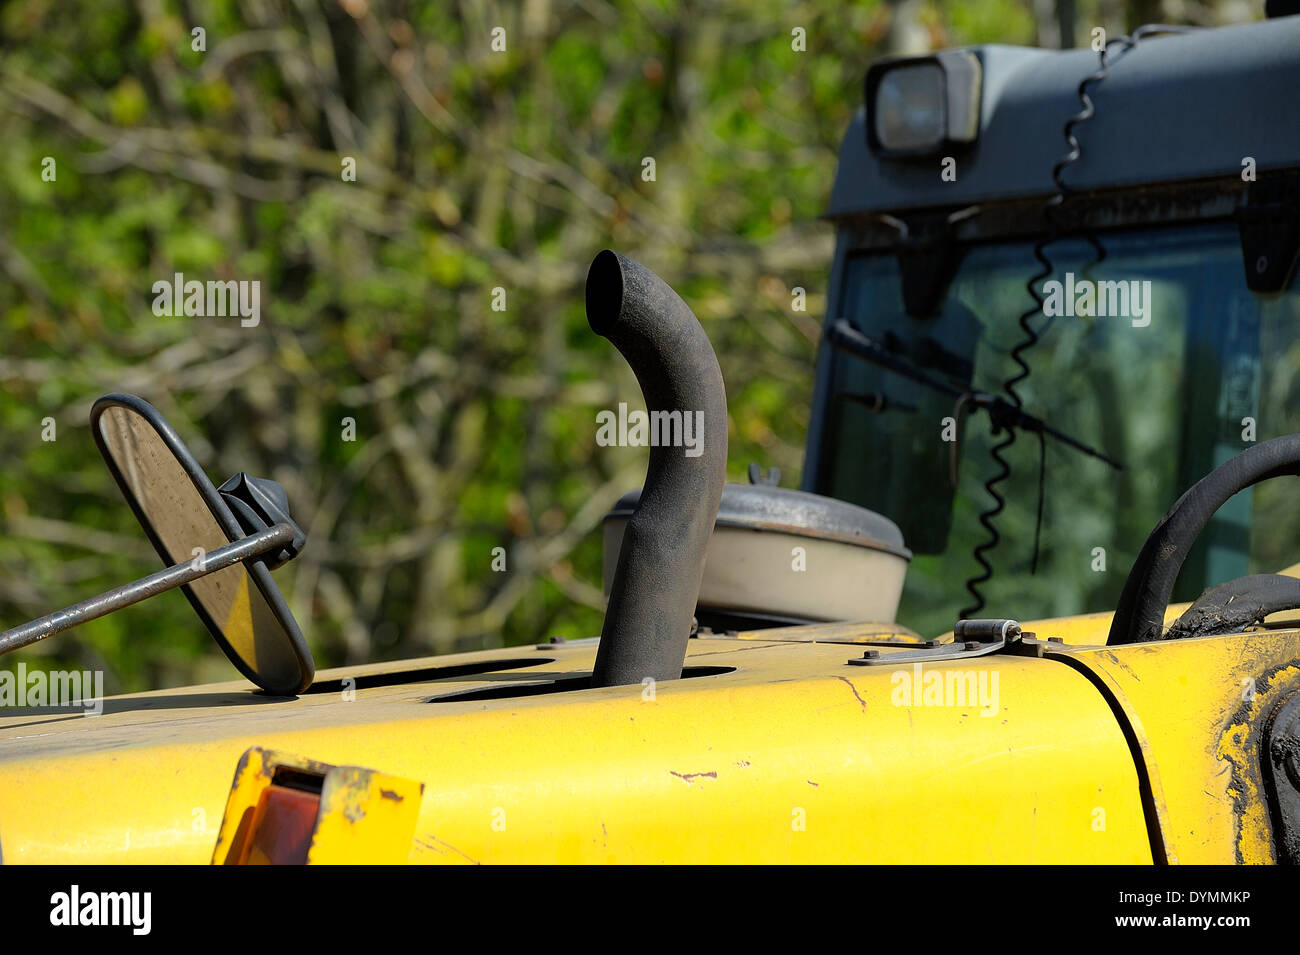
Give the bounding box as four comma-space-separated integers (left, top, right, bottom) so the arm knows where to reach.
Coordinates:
865, 50, 982, 158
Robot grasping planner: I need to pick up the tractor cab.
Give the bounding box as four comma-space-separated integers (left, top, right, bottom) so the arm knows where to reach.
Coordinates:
803, 18, 1300, 637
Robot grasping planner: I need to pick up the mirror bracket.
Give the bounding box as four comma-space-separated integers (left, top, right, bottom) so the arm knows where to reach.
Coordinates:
219, 473, 306, 570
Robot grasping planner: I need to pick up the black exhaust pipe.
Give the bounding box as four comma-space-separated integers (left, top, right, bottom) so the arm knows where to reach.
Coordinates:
586, 250, 728, 687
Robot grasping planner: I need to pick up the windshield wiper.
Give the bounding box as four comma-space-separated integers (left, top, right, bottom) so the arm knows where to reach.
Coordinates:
840, 390, 918, 415
826, 318, 1123, 470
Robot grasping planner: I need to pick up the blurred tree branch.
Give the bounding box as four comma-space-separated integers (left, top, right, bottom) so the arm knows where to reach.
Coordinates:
2, 0, 1115, 686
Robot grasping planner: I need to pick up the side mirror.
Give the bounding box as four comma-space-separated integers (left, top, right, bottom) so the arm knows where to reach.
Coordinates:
0, 394, 314, 695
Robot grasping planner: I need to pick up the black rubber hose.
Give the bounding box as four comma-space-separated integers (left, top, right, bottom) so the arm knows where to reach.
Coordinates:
1166, 574, 1300, 639
586, 250, 728, 686
1108, 434, 1300, 645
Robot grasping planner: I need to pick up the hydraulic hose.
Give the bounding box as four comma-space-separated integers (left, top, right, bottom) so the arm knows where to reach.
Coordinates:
1108, 434, 1300, 645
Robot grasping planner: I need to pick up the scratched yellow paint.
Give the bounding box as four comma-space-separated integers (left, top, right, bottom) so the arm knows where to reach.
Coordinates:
0, 636, 1150, 863
309, 764, 424, 864
1066, 632, 1300, 864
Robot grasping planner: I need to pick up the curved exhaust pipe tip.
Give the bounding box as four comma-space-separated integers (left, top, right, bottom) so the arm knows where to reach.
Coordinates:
586, 250, 728, 687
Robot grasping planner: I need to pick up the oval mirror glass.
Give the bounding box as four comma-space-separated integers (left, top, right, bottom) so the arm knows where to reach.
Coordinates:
91, 394, 313, 695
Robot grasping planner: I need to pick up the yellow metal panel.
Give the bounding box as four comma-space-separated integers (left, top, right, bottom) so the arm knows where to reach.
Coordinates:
0, 638, 1149, 863
1057, 630, 1300, 864
310, 765, 424, 864
735, 620, 931, 644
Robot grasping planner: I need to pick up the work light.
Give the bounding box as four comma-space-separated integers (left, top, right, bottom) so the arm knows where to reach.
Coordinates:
865, 50, 982, 157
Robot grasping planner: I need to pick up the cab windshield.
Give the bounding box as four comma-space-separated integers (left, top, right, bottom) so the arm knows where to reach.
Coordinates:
814, 222, 1300, 638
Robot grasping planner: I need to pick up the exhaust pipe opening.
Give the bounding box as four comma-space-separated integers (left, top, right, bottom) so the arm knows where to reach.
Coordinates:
585, 249, 625, 336
586, 250, 728, 688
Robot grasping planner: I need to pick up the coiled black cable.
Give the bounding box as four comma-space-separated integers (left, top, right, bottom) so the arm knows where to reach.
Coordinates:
959, 25, 1195, 619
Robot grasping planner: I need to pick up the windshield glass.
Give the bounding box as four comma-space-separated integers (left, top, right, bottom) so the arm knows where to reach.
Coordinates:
814, 222, 1300, 638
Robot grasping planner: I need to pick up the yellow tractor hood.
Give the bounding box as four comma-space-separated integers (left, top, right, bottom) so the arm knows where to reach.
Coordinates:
0, 627, 1159, 864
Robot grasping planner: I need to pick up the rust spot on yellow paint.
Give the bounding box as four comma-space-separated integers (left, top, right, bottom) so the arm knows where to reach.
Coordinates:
668, 770, 717, 784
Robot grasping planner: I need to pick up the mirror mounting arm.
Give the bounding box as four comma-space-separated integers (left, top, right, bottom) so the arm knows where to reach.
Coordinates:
0, 523, 298, 657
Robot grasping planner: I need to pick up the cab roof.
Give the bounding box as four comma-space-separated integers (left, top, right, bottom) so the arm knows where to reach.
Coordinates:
827, 17, 1300, 220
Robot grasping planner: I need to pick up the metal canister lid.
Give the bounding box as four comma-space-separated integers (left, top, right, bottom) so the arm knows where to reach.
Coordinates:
606, 483, 911, 560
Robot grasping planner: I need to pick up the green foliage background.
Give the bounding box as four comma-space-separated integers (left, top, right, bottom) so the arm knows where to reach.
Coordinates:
0, 0, 1261, 692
